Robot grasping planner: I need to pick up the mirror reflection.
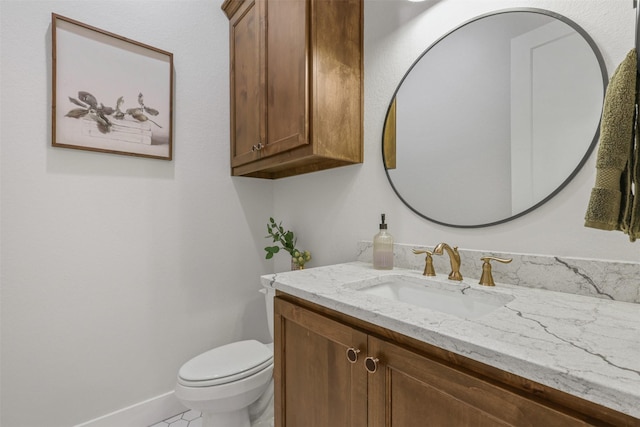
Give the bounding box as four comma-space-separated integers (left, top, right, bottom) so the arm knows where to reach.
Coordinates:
383, 9, 607, 228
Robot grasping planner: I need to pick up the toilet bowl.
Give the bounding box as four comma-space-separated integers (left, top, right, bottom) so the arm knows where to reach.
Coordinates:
175, 285, 276, 427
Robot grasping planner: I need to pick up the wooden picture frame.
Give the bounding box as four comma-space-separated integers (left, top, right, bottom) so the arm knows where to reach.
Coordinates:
52, 13, 174, 160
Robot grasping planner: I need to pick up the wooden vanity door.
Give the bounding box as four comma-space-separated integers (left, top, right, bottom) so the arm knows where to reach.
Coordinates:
262, 0, 309, 157
367, 336, 591, 427
274, 298, 367, 427
229, 0, 263, 169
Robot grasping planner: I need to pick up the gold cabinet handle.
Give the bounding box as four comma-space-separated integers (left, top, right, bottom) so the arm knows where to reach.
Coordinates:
346, 348, 360, 364
364, 356, 379, 373
251, 142, 264, 152
479, 256, 512, 287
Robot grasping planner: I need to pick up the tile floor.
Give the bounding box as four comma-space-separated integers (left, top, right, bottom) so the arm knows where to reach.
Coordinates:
150, 410, 202, 427
150, 409, 274, 427
151, 382, 274, 427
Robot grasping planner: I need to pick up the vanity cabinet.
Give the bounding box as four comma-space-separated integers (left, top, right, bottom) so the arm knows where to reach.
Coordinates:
274, 295, 368, 426
221, 0, 363, 179
367, 337, 593, 426
274, 294, 637, 427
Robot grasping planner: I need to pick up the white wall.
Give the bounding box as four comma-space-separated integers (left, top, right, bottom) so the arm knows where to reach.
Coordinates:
273, 0, 638, 272
1, 0, 637, 426
1, 1, 274, 426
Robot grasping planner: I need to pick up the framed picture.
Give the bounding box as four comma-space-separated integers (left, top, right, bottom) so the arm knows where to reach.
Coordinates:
52, 13, 174, 160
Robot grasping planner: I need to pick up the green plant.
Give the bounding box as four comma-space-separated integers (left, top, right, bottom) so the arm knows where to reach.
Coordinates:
264, 217, 311, 267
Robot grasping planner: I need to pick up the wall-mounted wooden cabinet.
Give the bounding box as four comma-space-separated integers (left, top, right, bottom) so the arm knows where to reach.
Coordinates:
222, 0, 363, 179
274, 294, 637, 427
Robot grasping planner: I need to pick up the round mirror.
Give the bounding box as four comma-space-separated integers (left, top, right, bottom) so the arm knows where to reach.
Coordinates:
383, 8, 607, 228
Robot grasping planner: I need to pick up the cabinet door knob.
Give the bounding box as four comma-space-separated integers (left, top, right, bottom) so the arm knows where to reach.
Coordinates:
251, 142, 264, 152
346, 348, 360, 363
364, 356, 379, 373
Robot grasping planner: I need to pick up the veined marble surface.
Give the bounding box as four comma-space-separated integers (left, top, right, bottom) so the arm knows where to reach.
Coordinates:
357, 242, 640, 304
262, 262, 640, 419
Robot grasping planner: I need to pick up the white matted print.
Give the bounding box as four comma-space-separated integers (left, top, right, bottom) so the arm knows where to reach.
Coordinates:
52, 14, 173, 160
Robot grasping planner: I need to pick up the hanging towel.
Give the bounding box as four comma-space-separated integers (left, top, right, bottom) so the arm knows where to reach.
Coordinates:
628, 117, 640, 241
584, 49, 637, 232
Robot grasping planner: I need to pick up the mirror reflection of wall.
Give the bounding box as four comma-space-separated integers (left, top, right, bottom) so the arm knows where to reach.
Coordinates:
384, 9, 607, 228
510, 20, 604, 214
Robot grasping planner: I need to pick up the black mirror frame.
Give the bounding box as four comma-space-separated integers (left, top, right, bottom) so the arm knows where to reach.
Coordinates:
382, 8, 608, 228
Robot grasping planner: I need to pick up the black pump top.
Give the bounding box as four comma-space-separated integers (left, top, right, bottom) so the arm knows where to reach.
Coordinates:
379, 213, 387, 230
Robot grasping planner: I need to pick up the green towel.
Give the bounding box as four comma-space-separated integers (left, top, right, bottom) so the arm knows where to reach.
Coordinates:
585, 49, 637, 232
628, 119, 640, 241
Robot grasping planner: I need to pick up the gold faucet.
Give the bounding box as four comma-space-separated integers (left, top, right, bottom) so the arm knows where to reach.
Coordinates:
412, 248, 435, 276
478, 256, 512, 286
433, 243, 462, 281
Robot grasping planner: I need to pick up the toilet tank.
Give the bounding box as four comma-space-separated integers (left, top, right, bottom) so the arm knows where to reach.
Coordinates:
261, 285, 276, 340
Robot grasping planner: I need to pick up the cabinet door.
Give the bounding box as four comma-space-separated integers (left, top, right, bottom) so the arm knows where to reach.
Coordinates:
263, 0, 309, 156
367, 336, 592, 427
229, 0, 263, 168
274, 298, 367, 427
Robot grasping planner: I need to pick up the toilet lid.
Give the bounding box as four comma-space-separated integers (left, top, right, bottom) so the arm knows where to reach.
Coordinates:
178, 340, 273, 387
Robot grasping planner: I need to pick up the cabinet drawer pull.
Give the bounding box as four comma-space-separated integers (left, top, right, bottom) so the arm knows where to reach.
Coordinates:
346, 348, 360, 363
364, 356, 379, 373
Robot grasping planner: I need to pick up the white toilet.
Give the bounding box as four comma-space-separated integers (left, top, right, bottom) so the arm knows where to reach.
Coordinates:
175, 285, 276, 427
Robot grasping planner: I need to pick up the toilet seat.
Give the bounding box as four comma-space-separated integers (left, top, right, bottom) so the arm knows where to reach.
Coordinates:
178, 340, 273, 387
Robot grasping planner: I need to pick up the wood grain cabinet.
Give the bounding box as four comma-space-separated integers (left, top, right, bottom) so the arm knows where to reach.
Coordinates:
221, 0, 363, 179
274, 295, 638, 427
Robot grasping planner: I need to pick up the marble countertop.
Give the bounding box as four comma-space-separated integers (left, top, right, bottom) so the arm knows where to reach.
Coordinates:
262, 261, 640, 419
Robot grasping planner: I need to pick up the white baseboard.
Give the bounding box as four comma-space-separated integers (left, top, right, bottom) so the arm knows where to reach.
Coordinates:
74, 391, 187, 427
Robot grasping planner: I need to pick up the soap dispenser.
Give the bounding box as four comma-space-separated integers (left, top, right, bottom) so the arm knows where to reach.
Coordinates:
373, 214, 394, 270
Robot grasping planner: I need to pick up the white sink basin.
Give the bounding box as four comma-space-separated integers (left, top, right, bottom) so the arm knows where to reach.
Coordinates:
355, 275, 513, 319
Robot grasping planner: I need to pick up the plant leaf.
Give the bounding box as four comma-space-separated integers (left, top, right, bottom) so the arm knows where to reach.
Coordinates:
96, 121, 109, 134
99, 103, 114, 115
96, 111, 111, 126
65, 108, 88, 119
116, 96, 125, 112
284, 231, 294, 246
126, 108, 143, 115
68, 97, 87, 108
78, 91, 97, 109
144, 106, 159, 116
264, 246, 280, 259
88, 112, 111, 133
131, 112, 148, 122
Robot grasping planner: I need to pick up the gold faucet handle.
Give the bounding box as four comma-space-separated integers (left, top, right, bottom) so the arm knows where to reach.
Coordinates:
481, 256, 513, 264
412, 248, 436, 276
479, 257, 512, 286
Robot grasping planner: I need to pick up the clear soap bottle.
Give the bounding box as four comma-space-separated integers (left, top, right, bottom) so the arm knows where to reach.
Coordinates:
373, 214, 394, 270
